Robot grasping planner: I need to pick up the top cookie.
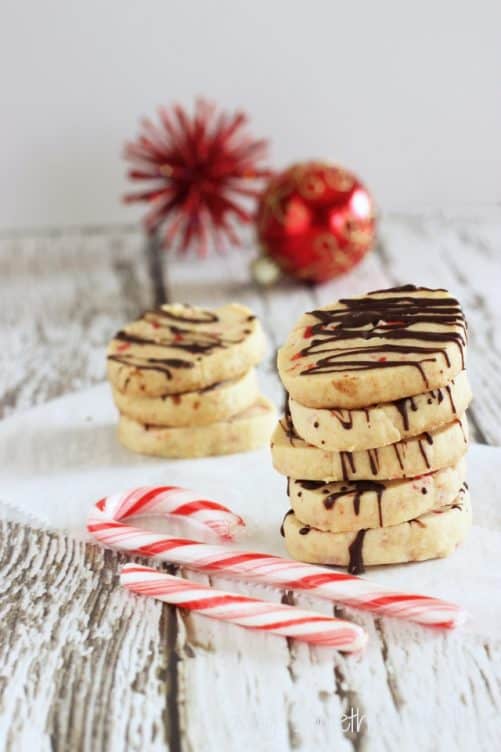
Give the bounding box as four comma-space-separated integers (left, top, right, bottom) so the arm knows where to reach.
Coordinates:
277, 285, 467, 408
107, 303, 265, 397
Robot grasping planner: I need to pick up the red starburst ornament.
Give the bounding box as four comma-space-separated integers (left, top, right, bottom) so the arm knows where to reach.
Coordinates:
123, 100, 270, 255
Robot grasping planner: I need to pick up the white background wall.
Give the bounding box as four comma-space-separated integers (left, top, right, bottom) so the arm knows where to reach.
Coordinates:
1, 0, 500, 230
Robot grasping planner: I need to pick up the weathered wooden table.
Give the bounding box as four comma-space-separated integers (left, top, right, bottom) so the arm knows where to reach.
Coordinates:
1, 212, 500, 751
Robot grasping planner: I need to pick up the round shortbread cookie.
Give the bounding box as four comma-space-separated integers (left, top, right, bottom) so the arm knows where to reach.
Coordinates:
270, 414, 468, 480
281, 487, 471, 572
118, 395, 276, 459
277, 286, 467, 408
287, 460, 465, 532
111, 368, 259, 427
108, 303, 265, 397
288, 370, 472, 451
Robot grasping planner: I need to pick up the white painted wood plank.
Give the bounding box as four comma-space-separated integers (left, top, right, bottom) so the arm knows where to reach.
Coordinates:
0, 521, 177, 752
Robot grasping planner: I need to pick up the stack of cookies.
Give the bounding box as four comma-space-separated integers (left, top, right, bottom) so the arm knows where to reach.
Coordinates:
271, 285, 472, 573
107, 303, 276, 458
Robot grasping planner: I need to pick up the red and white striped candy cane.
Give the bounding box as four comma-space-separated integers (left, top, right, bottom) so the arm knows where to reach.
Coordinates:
88, 486, 466, 629
93, 485, 244, 541
121, 563, 367, 652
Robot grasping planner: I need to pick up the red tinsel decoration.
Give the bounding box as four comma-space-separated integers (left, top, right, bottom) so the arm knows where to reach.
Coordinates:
123, 99, 270, 254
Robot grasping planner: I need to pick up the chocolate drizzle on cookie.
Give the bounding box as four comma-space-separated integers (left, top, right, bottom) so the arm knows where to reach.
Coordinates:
340, 451, 356, 480
329, 409, 354, 430
444, 384, 457, 415
394, 395, 418, 431
296, 479, 326, 490
409, 517, 427, 528
296, 478, 386, 527
316, 373, 462, 437
338, 446, 380, 480
111, 324, 240, 356
348, 530, 367, 574
393, 379, 460, 430
432, 484, 468, 515
108, 353, 195, 380
450, 483, 468, 510
417, 436, 432, 469
281, 411, 464, 481
294, 286, 466, 385
146, 307, 219, 324
328, 481, 385, 525
280, 510, 294, 537
199, 379, 225, 393
367, 448, 380, 475
282, 402, 297, 446
108, 304, 255, 380
456, 418, 468, 444
393, 443, 404, 471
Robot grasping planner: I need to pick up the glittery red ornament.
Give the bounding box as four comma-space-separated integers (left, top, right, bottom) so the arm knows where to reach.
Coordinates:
123, 99, 270, 255
255, 162, 376, 283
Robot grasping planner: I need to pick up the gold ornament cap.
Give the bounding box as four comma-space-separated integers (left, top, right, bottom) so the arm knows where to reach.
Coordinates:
250, 255, 281, 286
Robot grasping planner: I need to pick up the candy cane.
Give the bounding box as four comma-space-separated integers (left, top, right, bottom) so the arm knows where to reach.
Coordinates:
88, 486, 466, 629
121, 563, 367, 652
93, 485, 244, 541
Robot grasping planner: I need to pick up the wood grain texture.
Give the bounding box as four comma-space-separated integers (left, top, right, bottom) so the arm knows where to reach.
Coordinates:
0, 213, 500, 751
0, 227, 151, 418
0, 519, 184, 752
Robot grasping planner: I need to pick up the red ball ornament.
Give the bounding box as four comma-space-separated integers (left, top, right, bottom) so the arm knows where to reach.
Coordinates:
255, 162, 376, 283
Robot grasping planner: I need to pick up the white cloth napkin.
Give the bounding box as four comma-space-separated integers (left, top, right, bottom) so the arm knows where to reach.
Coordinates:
1, 383, 500, 637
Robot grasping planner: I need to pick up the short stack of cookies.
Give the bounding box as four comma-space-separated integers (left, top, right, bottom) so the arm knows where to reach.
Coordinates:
271, 285, 472, 573
107, 303, 276, 458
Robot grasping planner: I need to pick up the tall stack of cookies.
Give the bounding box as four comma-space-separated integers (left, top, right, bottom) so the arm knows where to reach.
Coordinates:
107, 303, 275, 458
271, 285, 472, 573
